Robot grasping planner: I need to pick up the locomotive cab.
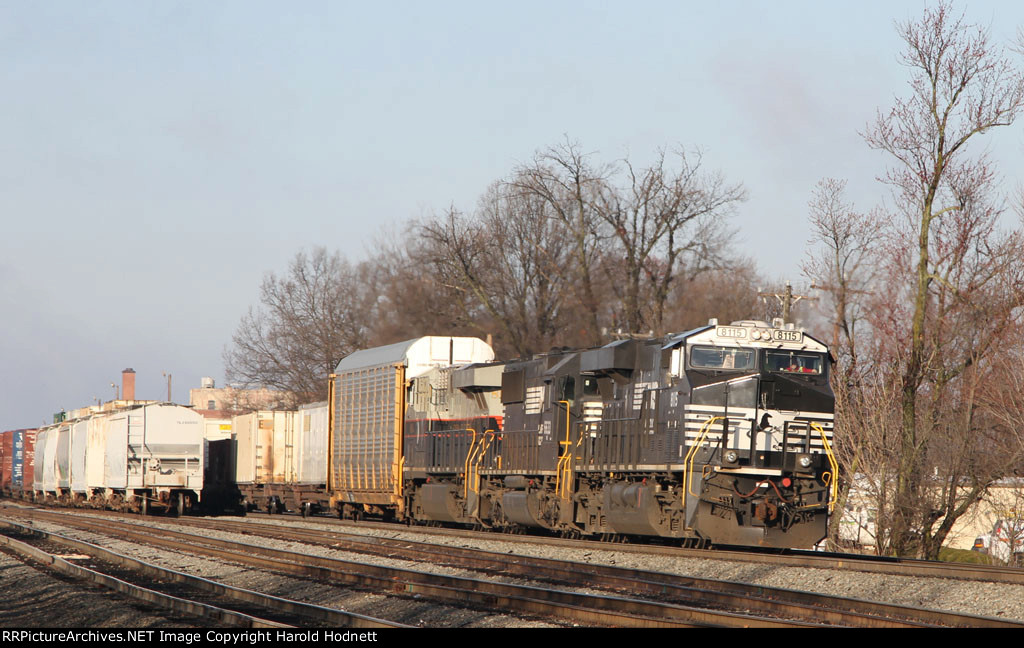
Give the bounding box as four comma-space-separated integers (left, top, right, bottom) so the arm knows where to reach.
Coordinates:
676, 320, 837, 547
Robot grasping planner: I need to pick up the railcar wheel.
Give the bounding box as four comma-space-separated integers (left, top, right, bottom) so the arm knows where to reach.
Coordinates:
175, 495, 184, 518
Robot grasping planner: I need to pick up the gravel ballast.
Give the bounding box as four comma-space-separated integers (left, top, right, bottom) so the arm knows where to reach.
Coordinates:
5, 510, 1024, 626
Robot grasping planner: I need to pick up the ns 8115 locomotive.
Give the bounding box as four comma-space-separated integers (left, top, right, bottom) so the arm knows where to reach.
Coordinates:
395, 319, 837, 549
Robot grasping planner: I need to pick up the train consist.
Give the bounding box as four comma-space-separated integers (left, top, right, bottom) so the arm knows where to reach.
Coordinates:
230, 321, 837, 548
0, 319, 837, 549
0, 403, 205, 515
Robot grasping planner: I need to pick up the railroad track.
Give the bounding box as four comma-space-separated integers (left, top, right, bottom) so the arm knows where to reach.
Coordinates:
0, 518, 406, 629
176, 516, 1021, 628
10, 496, 1020, 585
249, 508, 1024, 586
1, 507, 807, 627
5, 505, 1018, 628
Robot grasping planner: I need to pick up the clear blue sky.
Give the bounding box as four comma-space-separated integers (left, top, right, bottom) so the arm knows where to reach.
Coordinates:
2, 1, 1023, 428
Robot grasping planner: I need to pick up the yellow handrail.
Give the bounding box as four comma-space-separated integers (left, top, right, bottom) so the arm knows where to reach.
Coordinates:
680, 416, 723, 532
462, 429, 478, 500
683, 416, 724, 498
810, 422, 839, 513
555, 400, 573, 500
470, 430, 496, 498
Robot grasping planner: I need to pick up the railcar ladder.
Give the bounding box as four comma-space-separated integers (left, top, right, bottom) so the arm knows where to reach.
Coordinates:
127, 411, 147, 486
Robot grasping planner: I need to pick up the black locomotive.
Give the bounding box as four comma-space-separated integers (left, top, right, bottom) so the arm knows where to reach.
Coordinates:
392, 319, 836, 548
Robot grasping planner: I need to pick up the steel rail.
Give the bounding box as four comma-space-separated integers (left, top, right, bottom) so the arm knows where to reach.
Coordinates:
164, 515, 1017, 628
251, 508, 1024, 586
6, 507, 821, 628
10, 496, 1023, 585
0, 520, 342, 628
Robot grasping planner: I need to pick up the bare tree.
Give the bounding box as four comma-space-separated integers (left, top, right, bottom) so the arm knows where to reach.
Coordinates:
510, 139, 613, 346
860, 1, 1024, 558
368, 223, 483, 347
224, 248, 373, 405
661, 259, 764, 331
801, 178, 885, 548
510, 139, 746, 341
803, 178, 879, 380
416, 184, 575, 358
601, 149, 746, 334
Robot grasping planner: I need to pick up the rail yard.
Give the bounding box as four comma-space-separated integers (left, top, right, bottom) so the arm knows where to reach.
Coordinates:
2, 501, 1023, 628
2, 327, 1022, 628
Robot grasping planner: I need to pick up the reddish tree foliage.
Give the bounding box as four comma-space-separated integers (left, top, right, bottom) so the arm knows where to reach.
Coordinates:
819, 2, 1024, 558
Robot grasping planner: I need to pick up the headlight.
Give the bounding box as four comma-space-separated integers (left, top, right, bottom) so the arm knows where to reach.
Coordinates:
724, 450, 739, 464
798, 454, 813, 469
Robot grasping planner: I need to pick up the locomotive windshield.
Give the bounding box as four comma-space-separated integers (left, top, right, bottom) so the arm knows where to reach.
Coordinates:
690, 345, 756, 370
765, 350, 825, 375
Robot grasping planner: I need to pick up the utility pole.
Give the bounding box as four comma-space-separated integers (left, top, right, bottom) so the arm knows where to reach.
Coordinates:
758, 281, 816, 324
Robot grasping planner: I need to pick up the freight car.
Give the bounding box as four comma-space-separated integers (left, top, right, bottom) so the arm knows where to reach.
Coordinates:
328, 336, 496, 520
231, 403, 329, 515
0, 429, 37, 500
307, 321, 836, 548
225, 337, 497, 518
26, 402, 205, 515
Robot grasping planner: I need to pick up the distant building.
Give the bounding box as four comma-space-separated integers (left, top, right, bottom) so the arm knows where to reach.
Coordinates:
66, 368, 154, 420
839, 474, 1024, 554
189, 377, 294, 414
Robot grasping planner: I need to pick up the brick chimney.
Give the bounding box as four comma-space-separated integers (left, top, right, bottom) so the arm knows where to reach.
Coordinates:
122, 368, 136, 401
